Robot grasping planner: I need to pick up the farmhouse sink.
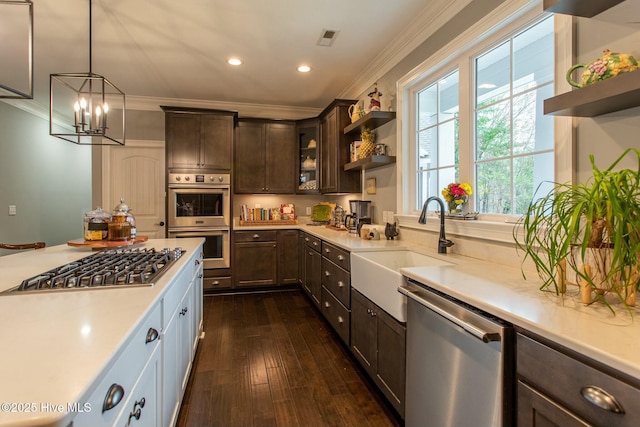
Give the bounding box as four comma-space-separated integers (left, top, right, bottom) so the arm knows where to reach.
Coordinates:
351, 250, 453, 322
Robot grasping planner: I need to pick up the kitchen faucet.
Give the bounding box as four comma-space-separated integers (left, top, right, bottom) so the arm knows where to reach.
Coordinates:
418, 196, 454, 254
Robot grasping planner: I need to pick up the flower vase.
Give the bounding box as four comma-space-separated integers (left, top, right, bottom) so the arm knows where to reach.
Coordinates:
448, 201, 461, 215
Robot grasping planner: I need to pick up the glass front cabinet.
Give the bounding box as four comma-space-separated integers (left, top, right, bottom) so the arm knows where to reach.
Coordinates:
297, 119, 320, 193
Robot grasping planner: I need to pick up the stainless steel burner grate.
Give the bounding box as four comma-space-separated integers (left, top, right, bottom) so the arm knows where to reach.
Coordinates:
4, 247, 184, 294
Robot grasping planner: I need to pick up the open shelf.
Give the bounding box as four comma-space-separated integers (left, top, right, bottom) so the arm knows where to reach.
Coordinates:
344, 111, 396, 135
344, 155, 396, 171
543, 0, 625, 17
544, 70, 640, 117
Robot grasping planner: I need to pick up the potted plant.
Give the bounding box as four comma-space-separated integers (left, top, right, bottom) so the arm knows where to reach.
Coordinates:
514, 148, 640, 312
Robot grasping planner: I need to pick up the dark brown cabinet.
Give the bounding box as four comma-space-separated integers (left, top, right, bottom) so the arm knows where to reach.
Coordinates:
233, 231, 277, 287
517, 331, 640, 427
234, 119, 296, 194
318, 100, 360, 194
351, 289, 406, 417
320, 242, 352, 346
301, 233, 322, 307
276, 229, 299, 285
163, 107, 236, 171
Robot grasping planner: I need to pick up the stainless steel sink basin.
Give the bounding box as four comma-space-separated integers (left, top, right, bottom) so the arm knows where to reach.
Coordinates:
351, 250, 453, 322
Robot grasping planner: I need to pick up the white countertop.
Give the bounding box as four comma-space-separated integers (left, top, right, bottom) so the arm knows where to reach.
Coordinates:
240, 222, 640, 382
0, 238, 203, 427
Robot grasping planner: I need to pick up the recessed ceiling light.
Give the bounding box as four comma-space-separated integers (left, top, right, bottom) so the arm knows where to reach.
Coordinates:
298, 65, 311, 73
227, 58, 242, 66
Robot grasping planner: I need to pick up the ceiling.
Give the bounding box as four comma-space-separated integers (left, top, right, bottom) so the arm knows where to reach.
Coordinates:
3, 0, 449, 118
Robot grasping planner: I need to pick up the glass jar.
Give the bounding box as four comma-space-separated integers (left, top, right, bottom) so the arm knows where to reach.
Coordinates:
108, 198, 135, 241
84, 207, 110, 241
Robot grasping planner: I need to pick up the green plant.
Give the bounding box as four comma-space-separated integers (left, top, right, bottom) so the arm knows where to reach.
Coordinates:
514, 148, 640, 312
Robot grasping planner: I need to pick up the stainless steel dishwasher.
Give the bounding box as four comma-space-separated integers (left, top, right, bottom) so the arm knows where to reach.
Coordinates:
399, 279, 514, 427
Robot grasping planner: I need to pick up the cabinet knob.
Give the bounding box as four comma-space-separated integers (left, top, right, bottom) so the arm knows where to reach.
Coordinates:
128, 407, 142, 423
324, 301, 330, 308
253, 234, 260, 239
213, 280, 220, 285
580, 386, 625, 414
338, 255, 345, 261
324, 248, 330, 254
337, 281, 344, 288
337, 316, 344, 324
324, 271, 330, 277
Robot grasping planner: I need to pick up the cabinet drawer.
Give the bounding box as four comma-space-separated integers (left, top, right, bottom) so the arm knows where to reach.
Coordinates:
73, 303, 162, 426
304, 234, 321, 252
203, 276, 232, 291
321, 242, 350, 270
234, 230, 277, 243
321, 286, 350, 346
517, 332, 640, 426
321, 258, 350, 307
163, 266, 191, 324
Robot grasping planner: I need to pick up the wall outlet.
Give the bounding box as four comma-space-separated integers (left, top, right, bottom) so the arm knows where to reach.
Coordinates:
305, 206, 312, 215
8, 205, 16, 216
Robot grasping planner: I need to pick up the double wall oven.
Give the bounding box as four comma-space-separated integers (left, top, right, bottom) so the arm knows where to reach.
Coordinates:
167, 173, 230, 269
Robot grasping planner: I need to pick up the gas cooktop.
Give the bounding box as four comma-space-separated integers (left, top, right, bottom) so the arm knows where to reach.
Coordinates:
3, 247, 184, 294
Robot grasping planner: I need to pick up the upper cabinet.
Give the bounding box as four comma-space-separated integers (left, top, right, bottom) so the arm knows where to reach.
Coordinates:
319, 100, 361, 194
296, 118, 320, 194
543, 0, 640, 117
234, 119, 297, 194
163, 106, 236, 171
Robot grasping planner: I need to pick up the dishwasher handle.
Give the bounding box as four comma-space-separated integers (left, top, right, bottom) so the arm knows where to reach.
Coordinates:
399, 285, 502, 343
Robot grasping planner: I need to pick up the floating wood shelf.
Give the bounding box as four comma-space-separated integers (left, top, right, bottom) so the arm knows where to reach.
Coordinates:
543, 0, 624, 17
344, 111, 396, 135
344, 155, 396, 171
544, 71, 640, 117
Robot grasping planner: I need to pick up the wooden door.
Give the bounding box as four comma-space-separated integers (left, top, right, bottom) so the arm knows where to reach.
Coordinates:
165, 113, 200, 169
376, 307, 406, 416
200, 114, 233, 171
350, 289, 377, 374
277, 229, 299, 285
265, 122, 296, 193
234, 121, 266, 193
102, 140, 166, 239
320, 108, 337, 193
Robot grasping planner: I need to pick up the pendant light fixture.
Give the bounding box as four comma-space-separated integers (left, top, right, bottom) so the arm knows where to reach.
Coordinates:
49, 0, 125, 145
0, 0, 33, 99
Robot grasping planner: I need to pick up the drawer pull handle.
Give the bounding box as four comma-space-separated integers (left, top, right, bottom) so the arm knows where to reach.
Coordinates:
213, 280, 220, 285
337, 281, 344, 288
313, 241, 318, 246
195, 259, 201, 265
145, 328, 159, 344
134, 397, 146, 409
305, 238, 310, 242
324, 301, 330, 308
580, 386, 625, 414
324, 248, 330, 253
102, 383, 125, 413
180, 307, 189, 316
324, 271, 331, 277
253, 234, 260, 239
337, 255, 345, 261
338, 316, 344, 324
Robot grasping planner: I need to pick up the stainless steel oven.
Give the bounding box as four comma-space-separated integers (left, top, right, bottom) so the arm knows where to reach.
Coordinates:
167, 173, 231, 269
168, 228, 229, 269
167, 173, 230, 228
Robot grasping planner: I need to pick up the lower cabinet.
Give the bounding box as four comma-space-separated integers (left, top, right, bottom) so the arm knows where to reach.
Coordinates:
277, 229, 299, 285
517, 330, 640, 427
351, 289, 406, 417
233, 231, 277, 287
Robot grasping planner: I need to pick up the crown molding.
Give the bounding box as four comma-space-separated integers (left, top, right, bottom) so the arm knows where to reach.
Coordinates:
126, 95, 322, 120
338, 0, 474, 100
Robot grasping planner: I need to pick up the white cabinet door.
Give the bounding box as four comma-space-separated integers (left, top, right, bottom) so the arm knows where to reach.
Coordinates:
114, 345, 161, 427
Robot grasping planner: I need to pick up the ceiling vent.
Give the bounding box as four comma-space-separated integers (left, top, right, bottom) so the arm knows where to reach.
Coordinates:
317, 29, 339, 47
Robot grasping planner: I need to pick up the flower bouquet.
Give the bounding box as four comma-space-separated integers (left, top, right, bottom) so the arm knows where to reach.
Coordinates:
442, 182, 472, 214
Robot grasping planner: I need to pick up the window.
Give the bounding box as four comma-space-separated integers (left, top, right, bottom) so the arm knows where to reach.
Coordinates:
416, 70, 459, 210
474, 17, 555, 215
400, 3, 569, 224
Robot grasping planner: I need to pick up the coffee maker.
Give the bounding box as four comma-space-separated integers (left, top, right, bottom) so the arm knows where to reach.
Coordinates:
345, 200, 372, 233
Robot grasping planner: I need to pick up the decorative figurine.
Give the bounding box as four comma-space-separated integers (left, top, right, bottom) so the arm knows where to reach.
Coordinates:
385, 222, 399, 240
368, 82, 382, 111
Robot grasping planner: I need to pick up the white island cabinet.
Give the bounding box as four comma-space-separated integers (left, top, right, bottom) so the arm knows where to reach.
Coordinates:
0, 238, 203, 427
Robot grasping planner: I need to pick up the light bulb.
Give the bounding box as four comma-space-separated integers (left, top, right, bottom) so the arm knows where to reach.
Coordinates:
74, 101, 80, 112
80, 98, 87, 109
96, 106, 102, 117
103, 103, 109, 114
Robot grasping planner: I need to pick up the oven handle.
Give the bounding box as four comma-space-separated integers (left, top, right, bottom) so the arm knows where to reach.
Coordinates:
168, 228, 228, 237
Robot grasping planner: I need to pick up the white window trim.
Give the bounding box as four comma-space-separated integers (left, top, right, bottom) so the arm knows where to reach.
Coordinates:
396, 0, 573, 244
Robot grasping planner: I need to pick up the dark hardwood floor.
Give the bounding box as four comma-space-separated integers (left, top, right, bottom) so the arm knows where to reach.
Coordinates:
176, 289, 402, 427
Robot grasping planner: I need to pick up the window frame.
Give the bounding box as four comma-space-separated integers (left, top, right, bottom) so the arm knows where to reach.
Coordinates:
396, 0, 573, 242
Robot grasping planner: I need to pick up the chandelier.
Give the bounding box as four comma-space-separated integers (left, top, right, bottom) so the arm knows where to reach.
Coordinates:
0, 0, 33, 99
49, 0, 125, 145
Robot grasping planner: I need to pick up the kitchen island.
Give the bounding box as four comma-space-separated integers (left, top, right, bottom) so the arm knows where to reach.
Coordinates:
0, 238, 204, 427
